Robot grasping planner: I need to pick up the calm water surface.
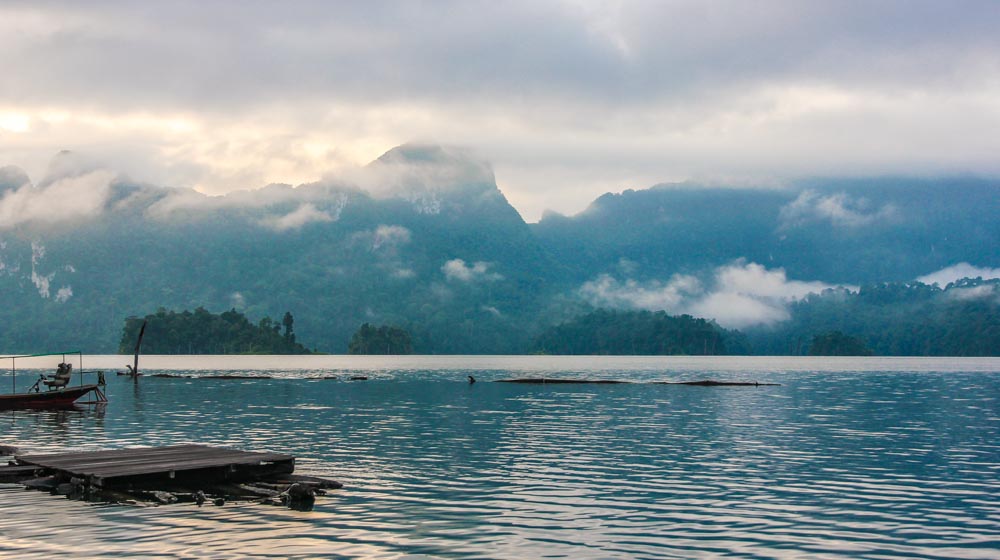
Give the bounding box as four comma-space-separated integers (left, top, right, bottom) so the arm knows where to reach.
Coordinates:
1, 356, 998, 559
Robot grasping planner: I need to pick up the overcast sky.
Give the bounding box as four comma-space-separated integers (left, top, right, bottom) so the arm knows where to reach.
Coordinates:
2, 0, 999, 221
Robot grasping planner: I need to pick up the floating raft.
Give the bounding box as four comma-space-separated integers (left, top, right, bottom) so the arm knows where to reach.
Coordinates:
15, 444, 294, 489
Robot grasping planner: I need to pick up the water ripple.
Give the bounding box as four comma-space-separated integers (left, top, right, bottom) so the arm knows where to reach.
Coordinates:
1, 358, 999, 558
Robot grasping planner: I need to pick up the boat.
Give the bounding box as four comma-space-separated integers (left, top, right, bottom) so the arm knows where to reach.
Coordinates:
0, 351, 107, 410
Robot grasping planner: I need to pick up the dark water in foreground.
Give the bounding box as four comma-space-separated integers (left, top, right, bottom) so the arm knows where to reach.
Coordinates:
1, 356, 998, 559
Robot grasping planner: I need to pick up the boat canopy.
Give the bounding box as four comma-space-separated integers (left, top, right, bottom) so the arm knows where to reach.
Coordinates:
1, 351, 83, 360
4, 351, 85, 394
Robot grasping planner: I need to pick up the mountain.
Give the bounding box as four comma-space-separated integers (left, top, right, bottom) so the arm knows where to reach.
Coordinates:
0, 147, 997, 354
533, 177, 999, 284
0, 145, 562, 353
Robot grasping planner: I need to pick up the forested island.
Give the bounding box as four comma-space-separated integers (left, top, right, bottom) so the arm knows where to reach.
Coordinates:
530, 310, 749, 355
119, 308, 312, 354
347, 324, 414, 355
118, 276, 999, 356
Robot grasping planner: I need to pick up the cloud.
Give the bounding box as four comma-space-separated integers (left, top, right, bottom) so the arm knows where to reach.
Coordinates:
442, 259, 502, 282
147, 182, 351, 219
0, 168, 115, 229
917, 263, 1000, 286
28, 241, 72, 300
351, 224, 412, 255
945, 284, 999, 302
230, 292, 247, 309
351, 145, 493, 195
715, 261, 837, 299
330, 144, 497, 215
686, 291, 789, 327
578, 261, 843, 329
259, 202, 334, 231
372, 225, 411, 249
779, 190, 899, 228
0, 166, 31, 193
1, 3, 999, 221
580, 273, 701, 310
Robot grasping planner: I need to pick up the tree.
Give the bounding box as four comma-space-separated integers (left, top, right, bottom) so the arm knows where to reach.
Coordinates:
119, 308, 312, 354
529, 309, 749, 355
348, 323, 414, 354
808, 331, 874, 356
282, 311, 295, 343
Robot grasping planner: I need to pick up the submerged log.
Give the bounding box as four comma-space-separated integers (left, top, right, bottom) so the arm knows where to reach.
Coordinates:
269, 474, 344, 490
199, 375, 274, 379
0, 465, 38, 483
148, 374, 274, 379
22, 476, 59, 490
656, 380, 781, 386
496, 378, 778, 386
496, 378, 630, 384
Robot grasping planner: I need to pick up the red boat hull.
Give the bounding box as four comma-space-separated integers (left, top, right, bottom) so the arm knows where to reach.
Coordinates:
0, 384, 100, 410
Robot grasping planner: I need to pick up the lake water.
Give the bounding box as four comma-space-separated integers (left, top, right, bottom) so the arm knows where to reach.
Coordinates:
1, 356, 998, 559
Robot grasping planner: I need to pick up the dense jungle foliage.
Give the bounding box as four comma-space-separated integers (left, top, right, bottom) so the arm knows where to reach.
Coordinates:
347, 323, 414, 355
531, 310, 750, 355
119, 308, 311, 354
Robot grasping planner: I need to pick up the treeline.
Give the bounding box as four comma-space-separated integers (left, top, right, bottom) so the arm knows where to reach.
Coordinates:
528, 278, 999, 356
347, 323, 413, 354
115, 279, 999, 356
119, 307, 311, 354
530, 309, 750, 355
749, 278, 1000, 356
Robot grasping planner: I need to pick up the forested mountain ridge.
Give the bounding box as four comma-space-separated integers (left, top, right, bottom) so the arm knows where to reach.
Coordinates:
0, 146, 562, 353
533, 178, 999, 284
0, 146, 997, 354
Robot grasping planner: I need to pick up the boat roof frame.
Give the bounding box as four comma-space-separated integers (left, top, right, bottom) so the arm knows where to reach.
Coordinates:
4, 351, 86, 393
1, 351, 83, 360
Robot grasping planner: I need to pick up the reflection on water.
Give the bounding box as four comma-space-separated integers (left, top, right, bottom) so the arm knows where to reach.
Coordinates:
1, 357, 998, 559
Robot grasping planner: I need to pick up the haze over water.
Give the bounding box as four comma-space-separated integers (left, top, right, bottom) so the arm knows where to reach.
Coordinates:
2, 356, 999, 559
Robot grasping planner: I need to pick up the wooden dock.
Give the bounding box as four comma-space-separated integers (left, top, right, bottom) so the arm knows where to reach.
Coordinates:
15, 444, 295, 489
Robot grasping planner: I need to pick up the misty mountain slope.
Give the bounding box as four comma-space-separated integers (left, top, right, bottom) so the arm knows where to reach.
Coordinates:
533, 178, 1000, 284
0, 146, 563, 353
1, 146, 998, 354
534, 187, 789, 282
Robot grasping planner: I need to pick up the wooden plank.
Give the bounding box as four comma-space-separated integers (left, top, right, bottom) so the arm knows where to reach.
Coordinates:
17, 445, 294, 481
28, 449, 289, 471
19, 445, 291, 466
0, 465, 39, 482
17, 444, 206, 464
69, 453, 292, 476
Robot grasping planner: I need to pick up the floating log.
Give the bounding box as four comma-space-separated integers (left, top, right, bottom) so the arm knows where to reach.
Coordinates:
496, 378, 630, 384
0, 464, 39, 483
148, 374, 273, 379
655, 380, 781, 386
496, 378, 778, 386
0, 444, 18, 455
